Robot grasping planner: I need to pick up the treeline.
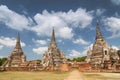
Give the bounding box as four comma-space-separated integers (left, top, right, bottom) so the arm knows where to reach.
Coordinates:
67, 56, 87, 62
0, 58, 7, 66
0, 56, 87, 66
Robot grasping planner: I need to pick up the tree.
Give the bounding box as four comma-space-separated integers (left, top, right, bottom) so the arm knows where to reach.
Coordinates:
67, 56, 87, 62
0, 58, 7, 66
67, 58, 71, 61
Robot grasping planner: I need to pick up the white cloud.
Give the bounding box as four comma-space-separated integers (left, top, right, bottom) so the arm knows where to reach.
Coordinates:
67, 49, 87, 58
96, 9, 105, 16
0, 5, 94, 39
0, 55, 4, 58
55, 8, 93, 28
37, 40, 47, 45
112, 45, 119, 50
0, 36, 26, 47
67, 44, 93, 58
81, 44, 93, 57
31, 11, 74, 39
32, 47, 47, 54
68, 50, 81, 58
103, 17, 120, 38
32, 38, 47, 45
0, 5, 33, 31
73, 37, 89, 45
111, 0, 120, 5
31, 8, 93, 39
57, 39, 62, 43
84, 44, 93, 50
0, 45, 3, 50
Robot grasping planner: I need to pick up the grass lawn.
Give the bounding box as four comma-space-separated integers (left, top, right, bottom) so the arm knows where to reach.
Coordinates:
82, 72, 120, 80
0, 71, 70, 80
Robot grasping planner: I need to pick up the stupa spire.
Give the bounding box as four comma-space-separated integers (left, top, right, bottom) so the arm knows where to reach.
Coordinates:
49, 27, 57, 47
15, 32, 22, 49
96, 20, 103, 39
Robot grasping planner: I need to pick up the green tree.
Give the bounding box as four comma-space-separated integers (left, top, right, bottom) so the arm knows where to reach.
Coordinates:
72, 56, 87, 62
0, 58, 7, 66
67, 58, 71, 61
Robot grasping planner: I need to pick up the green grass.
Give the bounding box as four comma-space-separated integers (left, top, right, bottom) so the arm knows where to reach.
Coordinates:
82, 72, 120, 80
0, 71, 70, 80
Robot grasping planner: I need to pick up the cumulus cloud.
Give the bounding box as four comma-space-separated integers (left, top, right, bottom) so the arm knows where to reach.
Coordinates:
32, 47, 47, 54
73, 37, 89, 45
82, 44, 93, 55
84, 44, 93, 50
0, 5, 94, 39
103, 17, 120, 38
112, 45, 119, 50
67, 44, 93, 58
0, 5, 33, 31
0, 36, 26, 47
0, 45, 3, 50
96, 9, 105, 16
68, 50, 81, 58
31, 8, 93, 39
31, 11, 73, 39
58, 39, 62, 43
54, 8, 93, 28
32, 38, 47, 45
111, 0, 120, 5
67, 49, 88, 59
36, 40, 47, 45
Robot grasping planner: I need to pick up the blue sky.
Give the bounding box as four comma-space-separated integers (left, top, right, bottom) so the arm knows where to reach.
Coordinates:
0, 0, 120, 60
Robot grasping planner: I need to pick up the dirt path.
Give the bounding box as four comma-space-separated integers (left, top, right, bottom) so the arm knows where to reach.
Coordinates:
64, 69, 84, 80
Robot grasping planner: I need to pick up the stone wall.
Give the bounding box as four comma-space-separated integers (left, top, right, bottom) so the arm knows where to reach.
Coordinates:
59, 63, 72, 72
78, 63, 91, 71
